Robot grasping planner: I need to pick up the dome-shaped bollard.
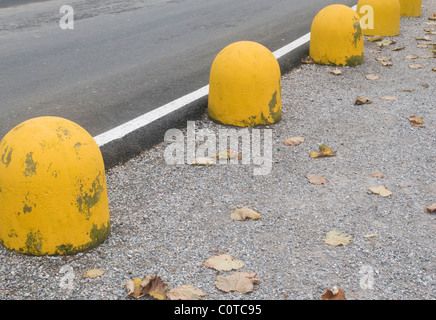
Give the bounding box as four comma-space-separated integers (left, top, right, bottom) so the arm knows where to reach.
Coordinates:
309, 4, 364, 67
0, 116, 111, 256
357, 0, 401, 36
399, 0, 422, 17
208, 41, 281, 127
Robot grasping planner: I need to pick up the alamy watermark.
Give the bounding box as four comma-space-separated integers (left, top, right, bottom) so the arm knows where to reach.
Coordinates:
59, 5, 74, 30
164, 121, 273, 176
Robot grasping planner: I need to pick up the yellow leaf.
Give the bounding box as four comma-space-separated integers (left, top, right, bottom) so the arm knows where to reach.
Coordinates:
408, 116, 425, 127
310, 145, 337, 158
230, 207, 262, 221
355, 96, 373, 105
126, 278, 144, 299
367, 35, 383, 42
141, 275, 168, 300
82, 269, 105, 279
369, 186, 392, 197
324, 231, 353, 246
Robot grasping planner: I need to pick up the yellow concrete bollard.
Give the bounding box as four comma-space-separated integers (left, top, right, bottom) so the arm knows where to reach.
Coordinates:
357, 0, 401, 36
208, 41, 281, 127
309, 4, 364, 67
399, 0, 422, 17
0, 116, 111, 256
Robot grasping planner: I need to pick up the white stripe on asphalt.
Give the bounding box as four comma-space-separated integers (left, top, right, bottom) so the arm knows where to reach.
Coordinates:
94, 4, 358, 147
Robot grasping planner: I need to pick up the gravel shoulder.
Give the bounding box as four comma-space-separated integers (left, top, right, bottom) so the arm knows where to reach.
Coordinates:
0, 1, 435, 301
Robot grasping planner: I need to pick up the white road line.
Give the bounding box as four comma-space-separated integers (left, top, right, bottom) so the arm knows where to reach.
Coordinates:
94, 4, 358, 147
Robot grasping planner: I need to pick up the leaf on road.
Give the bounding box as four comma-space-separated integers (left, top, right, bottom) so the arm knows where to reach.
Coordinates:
409, 64, 424, 69
322, 287, 346, 300
203, 254, 245, 271
215, 272, 260, 294
405, 54, 419, 60
82, 269, 105, 279
363, 234, 379, 238
427, 203, 436, 213
408, 116, 425, 127
231, 206, 262, 221
380, 96, 398, 101
192, 157, 215, 166
126, 275, 168, 300
416, 36, 431, 41
284, 136, 305, 146
366, 74, 380, 80
367, 35, 383, 42
432, 68, 436, 72
391, 46, 406, 51
301, 56, 315, 64
307, 174, 328, 185
371, 172, 385, 178
369, 186, 392, 197
167, 285, 206, 300
376, 56, 392, 66
310, 145, 337, 158
355, 96, 373, 105
215, 149, 241, 162
324, 231, 353, 246
376, 39, 396, 47
329, 69, 342, 75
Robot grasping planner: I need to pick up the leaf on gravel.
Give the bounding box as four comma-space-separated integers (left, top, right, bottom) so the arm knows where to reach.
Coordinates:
376, 39, 396, 47
416, 36, 431, 41
215, 149, 241, 161
284, 136, 305, 146
231, 206, 262, 221
367, 35, 383, 42
366, 74, 380, 80
405, 54, 419, 60
192, 157, 215, 166
355, 96, 373, 105
376, 56, 392, 66
126, 278, 144, 299
329, 69, 342, 75
380, 96, 398, 101
408, 116, 425, 127
369, 186, 392, 197
427, 203, 436, 213
421, 83, 430, 88
301, 56, 315, 64
371, 172, 385, 178
408, 63, 424, 69
140, 275, 168, 300
391, 46, 406, 51
425, 21, 436, 26
82, 269, 105, 279
322, 287, 346, 300
429, 13, 436, 21
215, 272, 260, 294
167, 285, 206, 300
203, 254, 245, 271
306, 174, 327, 185
324, 231, 353, 246
363, 234, 379, 238
310, 145, 337, 158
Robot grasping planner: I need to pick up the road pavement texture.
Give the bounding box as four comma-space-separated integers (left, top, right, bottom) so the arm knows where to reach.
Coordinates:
1, 2, 435, 300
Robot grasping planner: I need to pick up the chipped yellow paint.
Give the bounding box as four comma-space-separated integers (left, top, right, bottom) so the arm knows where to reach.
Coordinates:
309, 5, 364, 67
0, 117, 110, 255
357, 0, 401, 36
208, 41, 281, 127
399, 0, 421, 17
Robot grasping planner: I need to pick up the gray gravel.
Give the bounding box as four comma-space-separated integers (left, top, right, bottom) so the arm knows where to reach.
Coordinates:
1, 1, 435, 300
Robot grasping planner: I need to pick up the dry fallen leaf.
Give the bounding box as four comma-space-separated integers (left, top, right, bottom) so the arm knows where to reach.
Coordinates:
409, 64, 424, 69
215, 272, 260, 294
310, 145, 337, 158
369, 186, 393, 197
192, 157, 215, 166
215, 149, 241, 162
329, 69, 342, 75
380, 96, 398, 101
322, 287, 346, 300
405, 54, 419, 60
284, 136, 305, 146
366, 74, 380, 80
391, 46, 406, 51
82, 269, 105, 279
427, 203, 436, 213
126, 275, 168, 300
203, 254, 245, 271
367, 35, 383, 42
371, 172, 385, 178
307, 174, 328, 185
324, 231, 353, 246
416, 36, 431, 41
409, 116, 425, 127
363, 234, 379, 238
376, 39, 396, 47
432, 68, 436, 72
231, 206, 262, 221
355, 96, 373, 105
301, 56, 315, 64
376, 57, 392, 66
167, 285, 207, 300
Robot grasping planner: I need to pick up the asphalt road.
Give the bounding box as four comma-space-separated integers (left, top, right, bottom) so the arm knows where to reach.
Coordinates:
0, 0, 356, 165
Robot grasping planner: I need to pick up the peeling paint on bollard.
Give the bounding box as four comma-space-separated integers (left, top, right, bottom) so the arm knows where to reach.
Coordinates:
357, 0, 401, 36
399, 0, 422, 17
309, 5, 364, 67
0, 117, 110, 256
208, 41, 282, 127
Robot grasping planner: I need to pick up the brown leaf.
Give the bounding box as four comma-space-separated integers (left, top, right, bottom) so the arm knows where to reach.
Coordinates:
203, 254, 245, 271
380, 96, 398, 101
355, 96, 373, 105
367, 35, 383, 42
421, 83, 430, 88
214, 272, 260, 294
427, 203, 436, 213
369, 186, 393, 197
140, 275, 168, 300
391, 46, 406, 51
192, 157, 215, 166
371, 172, 385, 178
167, 285, 206, 300
310, 145, 337, 158
231, 207, 262, 221
301, 56, 315, 64
324, 231, 353, 246
409, 116, 425, 127
366, 74, 380, 80
126, 278, 144, 299
432, 68, 436, 72
329, 69, 342, 76
322, 287, 346, 300
409, 64, 424, 69
307, 174, 328, 185
82, 269, 105, 279
215, 149, 241, 162
284, 136, 305, 146
376, 39, 396, 47
416, 36, 431, 41
405, 55, 419, 60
